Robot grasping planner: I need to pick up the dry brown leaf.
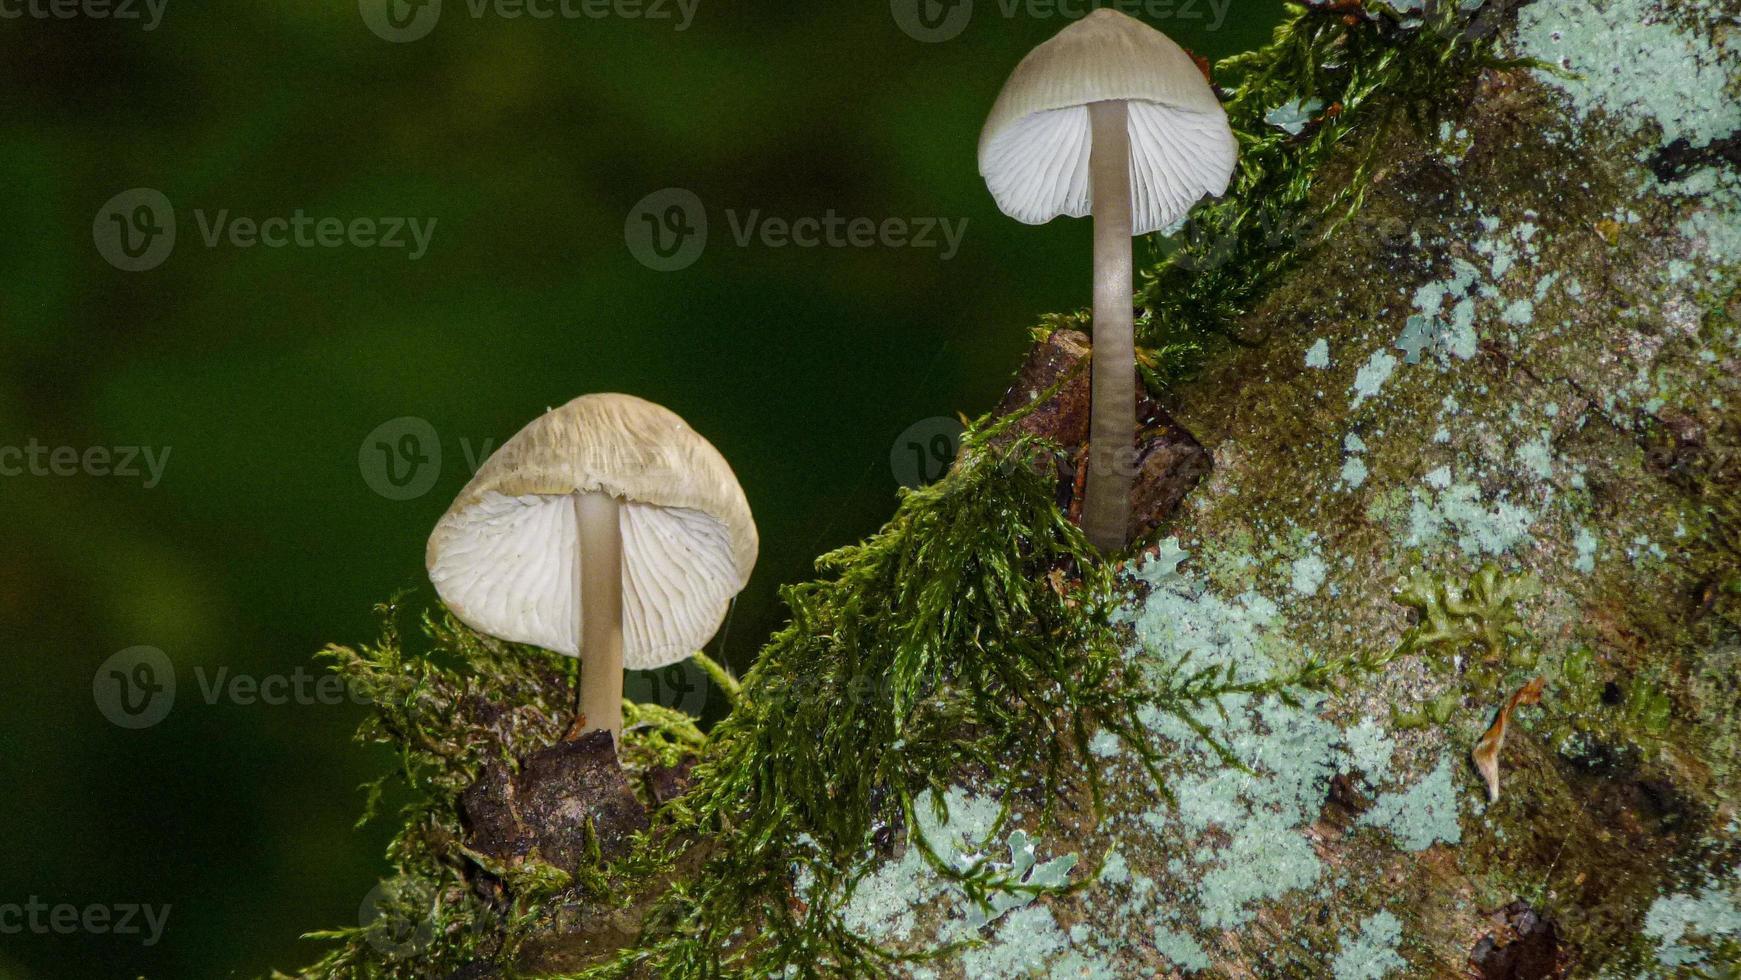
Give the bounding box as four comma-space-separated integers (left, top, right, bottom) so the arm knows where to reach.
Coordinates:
1472, 676, 1547, 804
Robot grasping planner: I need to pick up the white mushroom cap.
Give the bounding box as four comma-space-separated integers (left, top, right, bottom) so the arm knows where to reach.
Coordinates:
978, 8, 1237, 235
426, 393, 757, 670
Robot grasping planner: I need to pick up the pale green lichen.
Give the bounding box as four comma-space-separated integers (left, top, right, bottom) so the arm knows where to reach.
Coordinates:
1331, 909, 1408, 979
1291, 554, 1330, 596
1406, 483, 1538, 556
1342, 719, 1395, 782
1515, 430, 1556, 482
1517, 0, 1741, 149
1266, 97, 1327, 136
1573, 526, 1600, 573
1642, 870, 1741, 969
1047, 944, 1119, 979
1342, 456, 1372, 489
1351, 350, 1400, 409
959, 904, 1069, 978
1342, 429, 1372, 491
966, 831, 1080, 928
1122, 546, 1341, 930
1153, 925, 1213, 973
1401, 259, 1483, 363
1667, 167, 1741, 268
1358, 757, 1463, 852
1097, 851, 1129, 886
1115, 544, 1465, 954
837, 786, 1079, 945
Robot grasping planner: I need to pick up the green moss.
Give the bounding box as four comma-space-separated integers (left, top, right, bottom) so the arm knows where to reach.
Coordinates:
1394, 564, 1541, 668
280, 610, 664, 977
564, 415, 1166, 977
1131, 0, 1533, 390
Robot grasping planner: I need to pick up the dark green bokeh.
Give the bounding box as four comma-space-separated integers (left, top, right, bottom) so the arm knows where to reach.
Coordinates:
0, 2, 1280, 975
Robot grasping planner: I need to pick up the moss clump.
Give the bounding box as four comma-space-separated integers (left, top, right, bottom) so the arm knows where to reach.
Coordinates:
287, 416, 1358, 977
276, 611, 703, 977
1131, 0, 1537, 390
585, 418, 1153, 977
281, 416, 1158, 977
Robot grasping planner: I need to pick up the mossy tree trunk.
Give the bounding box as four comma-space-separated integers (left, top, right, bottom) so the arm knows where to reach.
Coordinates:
286, 1, 1741, 976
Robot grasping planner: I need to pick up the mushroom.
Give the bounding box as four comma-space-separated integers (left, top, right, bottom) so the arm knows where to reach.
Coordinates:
979, 9, 1236, 553
426, 393, 757, 744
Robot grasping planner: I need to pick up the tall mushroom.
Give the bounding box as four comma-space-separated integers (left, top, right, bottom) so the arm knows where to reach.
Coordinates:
979, 9, 1236, 554
426, 393, 757, 745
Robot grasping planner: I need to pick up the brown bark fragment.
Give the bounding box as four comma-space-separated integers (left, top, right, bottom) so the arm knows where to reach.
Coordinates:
995, 329, 1213, 541
461, 731, 650, 874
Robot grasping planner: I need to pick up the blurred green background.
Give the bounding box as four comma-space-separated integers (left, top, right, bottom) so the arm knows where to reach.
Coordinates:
0, 1, 1280, 975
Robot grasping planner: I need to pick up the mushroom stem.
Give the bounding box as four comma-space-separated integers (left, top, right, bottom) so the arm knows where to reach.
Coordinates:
1083, 98, 1135, 555
575, 490, 625, 744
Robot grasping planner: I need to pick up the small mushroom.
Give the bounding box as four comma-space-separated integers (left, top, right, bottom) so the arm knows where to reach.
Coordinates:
979, 9, 1235, 553
426, 393, 757, 744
